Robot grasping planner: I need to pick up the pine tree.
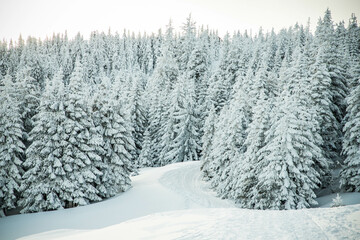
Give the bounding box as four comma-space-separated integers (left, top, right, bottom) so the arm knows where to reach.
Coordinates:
205, 33, 230, 113
159, 81, 180, 165
62, 59, 103, 207
315, 9, 348, 166
186, 40, 209, 143
15, 67, 40, 147
165, 74, 200, 163
200, 105, 217, 180
209, 83, 250, 198
92, 76, 135, 198
340, 60, 360, 192
178, 14, 196, 71
347, 14, 360, 58
128, 69, 147, 164
309, 45, 336, 183
230, 89, 271, 208
253, 91, 324, 209
145, 22, 179, 166
20, 71, 70, 213
0, 75, 25, 215
138, 127, 152, 167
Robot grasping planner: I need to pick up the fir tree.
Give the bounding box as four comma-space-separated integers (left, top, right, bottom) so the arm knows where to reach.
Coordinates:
231, 89, 271, 208
0, 75, 25, 215
20, 71, 69, 213
15, 67, 40, 147
138, 127, 152, 167
166, 74, 200, 163
62, 59, 103, 207
340, 60, 360, 192
253, 92, 323, 210
209, 83, 250, 198
128, 69, 147, 164
200, 105, 217, 180
92, 76, 135, 198
315, 9, 348, 166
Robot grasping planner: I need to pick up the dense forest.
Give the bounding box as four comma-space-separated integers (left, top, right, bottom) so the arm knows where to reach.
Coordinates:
0, 9, 359, 215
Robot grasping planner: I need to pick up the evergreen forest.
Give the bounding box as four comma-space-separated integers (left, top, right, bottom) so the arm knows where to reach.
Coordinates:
0, 9, 360, 214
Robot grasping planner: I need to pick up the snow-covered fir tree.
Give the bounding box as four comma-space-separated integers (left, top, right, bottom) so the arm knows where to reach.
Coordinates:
15, 67, 40, 147
0, 74, 25, 215
61, 59, 103, 208
138, 127, 152, 167
200, 104, 217, 180
20, 70, 70, 213
253, 90, 324, 210
162, 74, 201, 164
146, 21, 179, 166
91, 76, 135, 198
127, 69, 147, 165
340, 60, 360, 192
315, 9, 348, 167
231, 89, 272, 208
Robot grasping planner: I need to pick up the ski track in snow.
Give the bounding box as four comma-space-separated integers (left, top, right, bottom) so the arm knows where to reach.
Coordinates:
0, 161, 359, 240
159, 161, 235, 209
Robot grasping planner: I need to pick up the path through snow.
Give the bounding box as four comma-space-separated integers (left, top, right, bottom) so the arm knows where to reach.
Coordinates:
0, 161, 232, 240
0, 161, 359, 240
160, 161, 235, 208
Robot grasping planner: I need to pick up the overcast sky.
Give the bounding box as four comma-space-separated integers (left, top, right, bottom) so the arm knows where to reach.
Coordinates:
0, 0, 359, 41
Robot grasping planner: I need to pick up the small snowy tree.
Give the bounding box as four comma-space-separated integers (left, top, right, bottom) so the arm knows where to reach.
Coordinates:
331, 193, 343, 207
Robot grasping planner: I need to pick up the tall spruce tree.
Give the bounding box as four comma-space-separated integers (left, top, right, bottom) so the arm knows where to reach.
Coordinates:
340, 60, 360, 192
15, 67, 40, 147
61, 59, 103, 207
20, 71, 70, 213
0, 75, 25, 215
91, 76, 135, 198
315, 9, 348, 166
164, 74, 201, 164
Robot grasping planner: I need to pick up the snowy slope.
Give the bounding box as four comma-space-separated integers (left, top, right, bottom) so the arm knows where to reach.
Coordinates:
0, 162, 234, 240
1, 161, 359, 240
43, 206, 360, 240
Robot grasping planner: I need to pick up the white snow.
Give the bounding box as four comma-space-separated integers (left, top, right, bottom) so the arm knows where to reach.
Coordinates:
1, 161, 359, 240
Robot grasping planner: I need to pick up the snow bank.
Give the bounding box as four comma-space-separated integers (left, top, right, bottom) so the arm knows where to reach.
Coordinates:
1, 161, 359, 240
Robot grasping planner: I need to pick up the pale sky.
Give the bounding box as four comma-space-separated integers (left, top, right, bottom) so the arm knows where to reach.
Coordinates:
0, 0, 359, 41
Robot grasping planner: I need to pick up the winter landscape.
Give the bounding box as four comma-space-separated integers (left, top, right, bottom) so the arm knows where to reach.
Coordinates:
1, 0, 360, 239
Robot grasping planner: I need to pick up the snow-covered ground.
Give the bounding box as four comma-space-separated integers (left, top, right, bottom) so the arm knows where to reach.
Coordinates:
1, 161, 359, 240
